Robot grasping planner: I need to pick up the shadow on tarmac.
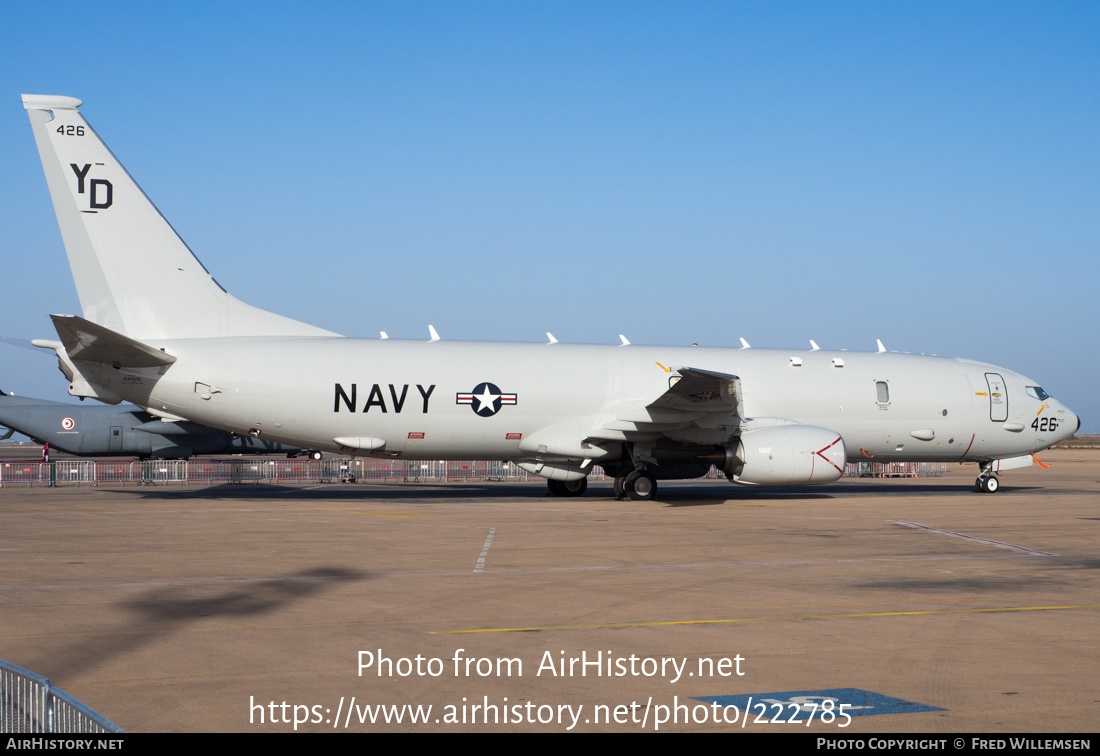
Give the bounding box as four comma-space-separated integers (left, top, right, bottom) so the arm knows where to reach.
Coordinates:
96, 479, 1022, 503
34, 566, 368, 682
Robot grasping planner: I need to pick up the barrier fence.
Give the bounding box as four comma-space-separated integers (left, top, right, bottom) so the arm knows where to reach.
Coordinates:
1, 660, 123, 733
0, 458, 947, 487
846, 461, 948, 478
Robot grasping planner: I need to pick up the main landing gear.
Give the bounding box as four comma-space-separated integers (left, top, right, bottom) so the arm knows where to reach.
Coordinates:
975, 475, 1000, 494
614, 469, 658, 501
547, 478, 588, 497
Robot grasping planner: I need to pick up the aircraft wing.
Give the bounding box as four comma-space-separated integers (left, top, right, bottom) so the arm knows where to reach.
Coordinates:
588, 367, 743, 444
646, 366, 742, 415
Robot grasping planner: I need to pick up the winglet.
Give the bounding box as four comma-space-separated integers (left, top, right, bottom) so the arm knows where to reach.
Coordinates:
546, 332, 558, 344
739, 338, 751, 349
379, 331, 389, 339
428, 325, 441, 342
619, 334, 630, 346
876, 339, 886, 354
809, 340, 820, 351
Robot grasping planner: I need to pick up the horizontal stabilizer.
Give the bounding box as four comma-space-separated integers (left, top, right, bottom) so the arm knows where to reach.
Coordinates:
51, 314, 177, 368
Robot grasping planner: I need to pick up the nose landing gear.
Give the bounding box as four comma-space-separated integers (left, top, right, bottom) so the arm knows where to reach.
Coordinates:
974, 460, 1001, 493
975, 474, 1000, 493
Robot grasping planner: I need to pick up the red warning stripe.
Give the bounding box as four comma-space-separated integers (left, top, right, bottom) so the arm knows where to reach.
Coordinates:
954, 433, 976, 462
815, 436, 845, 474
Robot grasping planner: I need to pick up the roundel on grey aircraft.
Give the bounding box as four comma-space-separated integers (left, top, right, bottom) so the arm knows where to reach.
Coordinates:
456, 382, 518, 417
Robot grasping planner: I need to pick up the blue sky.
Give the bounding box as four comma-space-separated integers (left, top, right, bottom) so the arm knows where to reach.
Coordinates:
1, 1, 1097, 431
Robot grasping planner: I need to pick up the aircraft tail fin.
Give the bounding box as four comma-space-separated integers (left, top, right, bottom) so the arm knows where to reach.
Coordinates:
22, 95, 337, 340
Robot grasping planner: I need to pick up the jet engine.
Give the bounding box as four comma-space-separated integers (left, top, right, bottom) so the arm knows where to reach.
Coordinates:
719, 424, 847, 486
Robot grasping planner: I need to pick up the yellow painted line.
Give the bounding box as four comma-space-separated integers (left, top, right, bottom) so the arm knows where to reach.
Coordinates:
429, 604, 1100, 634
655, 361, 670, 373
1037, 403, 1048, 416
975, 392, 988, 396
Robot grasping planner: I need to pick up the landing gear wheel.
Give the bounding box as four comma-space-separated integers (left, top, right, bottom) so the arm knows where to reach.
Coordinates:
624, 470, 658, 501
549, 478, 588, 497
980, 475, 999, 494
560, 477, 587, 497
310, 450, 323, 460
974, 476, 984, 492
614, 474, 628, 499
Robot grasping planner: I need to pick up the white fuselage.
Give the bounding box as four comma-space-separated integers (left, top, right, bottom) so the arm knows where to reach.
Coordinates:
111, 338, 1077, 465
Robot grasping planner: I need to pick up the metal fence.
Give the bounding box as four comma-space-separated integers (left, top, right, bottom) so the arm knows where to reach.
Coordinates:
0, 458, 605, 487
0, 457, 947, 487
1, 660, 123, 733
846, 461, 948, 478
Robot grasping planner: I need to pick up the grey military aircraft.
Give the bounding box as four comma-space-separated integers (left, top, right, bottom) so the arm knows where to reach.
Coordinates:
17, 94, 1080, 499
0, 387, 318, 459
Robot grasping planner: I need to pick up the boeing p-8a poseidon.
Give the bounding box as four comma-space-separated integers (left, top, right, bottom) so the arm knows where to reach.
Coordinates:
20, 94, 1079, 499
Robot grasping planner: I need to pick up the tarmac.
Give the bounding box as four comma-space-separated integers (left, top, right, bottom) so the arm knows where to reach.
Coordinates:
1, 449, 1097, 733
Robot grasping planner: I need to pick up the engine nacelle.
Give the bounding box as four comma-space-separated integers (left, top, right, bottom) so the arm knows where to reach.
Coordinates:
726, 425, 846, 486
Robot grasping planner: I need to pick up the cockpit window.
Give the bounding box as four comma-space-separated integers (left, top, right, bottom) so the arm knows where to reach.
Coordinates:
1026, 386, 1050, 401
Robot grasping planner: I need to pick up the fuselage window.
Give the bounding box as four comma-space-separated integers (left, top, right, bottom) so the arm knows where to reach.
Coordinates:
1026, 386, 1050, 401
876, 381, 890, 404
